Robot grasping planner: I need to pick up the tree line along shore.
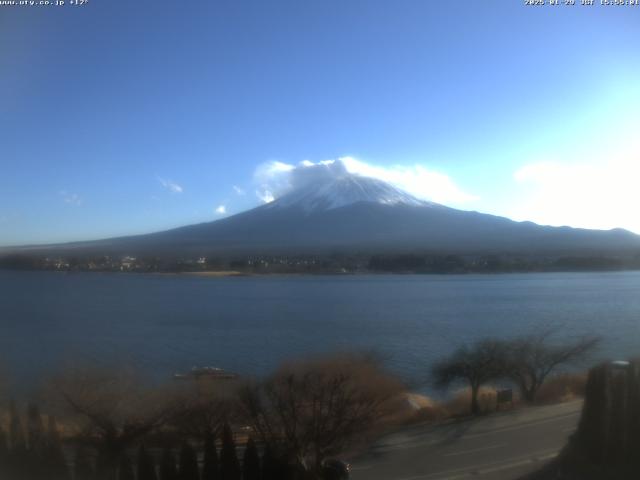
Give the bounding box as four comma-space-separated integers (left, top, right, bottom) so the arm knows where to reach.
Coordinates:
2, 251, 640, 275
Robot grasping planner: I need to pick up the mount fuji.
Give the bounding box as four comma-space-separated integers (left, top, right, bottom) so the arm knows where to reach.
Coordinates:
7, 161, 640, 257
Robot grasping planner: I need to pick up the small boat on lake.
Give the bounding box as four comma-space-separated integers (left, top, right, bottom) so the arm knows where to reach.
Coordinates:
173, 366, 237, 380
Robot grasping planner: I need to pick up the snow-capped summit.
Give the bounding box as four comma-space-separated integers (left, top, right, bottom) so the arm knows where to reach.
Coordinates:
261, 159, 431, 213
267, 173, 430, 213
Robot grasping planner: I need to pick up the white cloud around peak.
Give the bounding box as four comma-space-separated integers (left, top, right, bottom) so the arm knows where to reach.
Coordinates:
340, 157, 478, 205
254, 161, 295, 204
253, 156, 477, 206
255, 190, 275, 204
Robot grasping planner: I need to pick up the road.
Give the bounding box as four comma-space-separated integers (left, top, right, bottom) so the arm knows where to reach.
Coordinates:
350, 400, 582, 480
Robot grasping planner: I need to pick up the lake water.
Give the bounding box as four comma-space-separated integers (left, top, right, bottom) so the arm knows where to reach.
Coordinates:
2, 270, 640, 393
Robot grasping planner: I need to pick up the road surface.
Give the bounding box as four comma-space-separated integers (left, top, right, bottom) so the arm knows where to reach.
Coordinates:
350, 400, 582, 480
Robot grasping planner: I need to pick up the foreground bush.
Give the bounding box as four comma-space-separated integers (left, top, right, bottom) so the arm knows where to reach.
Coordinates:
0, 352, 408, 479
240, 352, 403, 475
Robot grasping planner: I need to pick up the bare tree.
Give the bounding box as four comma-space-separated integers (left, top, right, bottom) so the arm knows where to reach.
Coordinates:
504, 331, 600, 403
51, 366, 178, 479
168, 377, 240, 442
432, 340, 507, 415
240, 353, 403, 476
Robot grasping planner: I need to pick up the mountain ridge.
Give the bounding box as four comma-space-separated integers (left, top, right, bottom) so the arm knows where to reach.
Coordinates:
2, 165, 640, 258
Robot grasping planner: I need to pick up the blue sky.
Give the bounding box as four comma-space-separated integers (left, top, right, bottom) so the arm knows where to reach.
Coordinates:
1, 0, 640, 246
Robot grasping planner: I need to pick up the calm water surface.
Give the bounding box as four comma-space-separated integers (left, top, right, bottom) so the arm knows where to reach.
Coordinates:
1, 270, 640, 392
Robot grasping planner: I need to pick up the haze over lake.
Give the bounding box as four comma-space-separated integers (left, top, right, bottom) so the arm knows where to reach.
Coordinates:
2, 270, 640, 393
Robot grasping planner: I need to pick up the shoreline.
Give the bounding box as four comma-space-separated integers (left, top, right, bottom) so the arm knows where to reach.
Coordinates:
2, 268, 640, 277
156, 270, 249, 277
